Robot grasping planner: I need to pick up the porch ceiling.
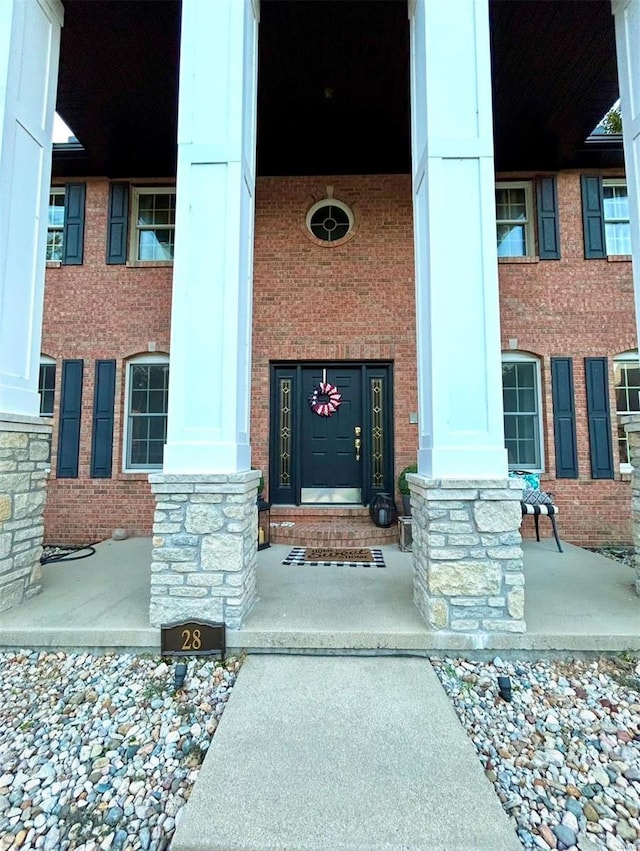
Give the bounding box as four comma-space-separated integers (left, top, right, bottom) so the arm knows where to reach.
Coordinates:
53, 0, 621, 179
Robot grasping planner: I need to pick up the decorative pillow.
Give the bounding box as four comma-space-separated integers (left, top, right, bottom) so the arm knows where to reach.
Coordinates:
509, 470, 540, 490
522, 487, 553, 506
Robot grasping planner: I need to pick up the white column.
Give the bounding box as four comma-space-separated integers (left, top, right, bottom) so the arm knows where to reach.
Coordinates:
163, 0, 259, 474
0, 0, 64, 418
613, 0, 640, 349
409, 0, 508, 479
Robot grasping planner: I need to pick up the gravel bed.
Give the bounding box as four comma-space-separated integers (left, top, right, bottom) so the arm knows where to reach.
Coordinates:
586, 549, 636, 570
0, 651, 241, 851
432, 656, 640, 851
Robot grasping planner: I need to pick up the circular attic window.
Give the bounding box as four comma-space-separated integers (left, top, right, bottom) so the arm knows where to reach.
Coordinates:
306, 199, 354, 243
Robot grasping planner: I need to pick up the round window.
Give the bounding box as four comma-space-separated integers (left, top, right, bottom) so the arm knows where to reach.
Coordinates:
306, 200, 354, 243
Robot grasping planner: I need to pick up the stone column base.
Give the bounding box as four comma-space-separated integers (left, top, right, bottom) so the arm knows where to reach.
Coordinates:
148, 471, 260, 628
408, 474, 525, 633
0, 415, 52, 613
623, 417, 640, 595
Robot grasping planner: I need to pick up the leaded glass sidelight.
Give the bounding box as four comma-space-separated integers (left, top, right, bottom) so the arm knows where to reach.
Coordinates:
279, 379, 292, 487
371, 378, 384, 487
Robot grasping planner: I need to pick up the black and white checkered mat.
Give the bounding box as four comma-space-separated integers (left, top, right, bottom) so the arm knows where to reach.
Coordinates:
282, 547, 386, 568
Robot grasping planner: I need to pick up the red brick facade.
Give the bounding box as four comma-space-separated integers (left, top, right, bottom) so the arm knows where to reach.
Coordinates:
42, 172, 636, 546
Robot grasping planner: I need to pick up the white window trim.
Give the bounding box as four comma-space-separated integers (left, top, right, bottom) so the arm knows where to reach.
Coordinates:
123, 353, 169, 473
603, 178, 630, 257
129, 187, 176, 263
501, 351, 545, 473
39, 355, 56, 417
495, 181, 535, 258
614, 349, 638, 473
46, 187, 65, 262
305, 198, 354, 242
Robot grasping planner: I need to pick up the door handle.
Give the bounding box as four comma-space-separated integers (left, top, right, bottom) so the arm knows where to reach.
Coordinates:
355, 438, 361, 462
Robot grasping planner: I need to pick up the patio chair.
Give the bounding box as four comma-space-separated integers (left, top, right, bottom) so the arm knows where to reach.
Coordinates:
510, 471, 563, 553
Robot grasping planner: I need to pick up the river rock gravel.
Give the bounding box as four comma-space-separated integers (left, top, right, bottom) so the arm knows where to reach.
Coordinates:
0, 651, 241, 851
431, 656, 640, 851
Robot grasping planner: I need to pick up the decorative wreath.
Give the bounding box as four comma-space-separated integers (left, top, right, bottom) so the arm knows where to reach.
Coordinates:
308, 382, 342, 417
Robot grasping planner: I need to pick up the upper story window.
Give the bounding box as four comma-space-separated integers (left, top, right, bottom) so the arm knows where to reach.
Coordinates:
305, 198, 355, 244
495, 182, 535, 258
614, 350, 639, 471
131, 188, 176, 262
46, 189, 65, 261
39, 358, 56, 416
502, 354, 543, 471
124, 355, 169, 471
603, 179, 631, 256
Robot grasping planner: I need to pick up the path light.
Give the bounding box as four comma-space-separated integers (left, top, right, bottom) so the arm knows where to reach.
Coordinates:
174, 661, 187, 691
497, 675, 512, 702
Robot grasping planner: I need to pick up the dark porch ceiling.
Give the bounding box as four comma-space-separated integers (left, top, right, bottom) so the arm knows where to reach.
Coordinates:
53, 0, 622, 179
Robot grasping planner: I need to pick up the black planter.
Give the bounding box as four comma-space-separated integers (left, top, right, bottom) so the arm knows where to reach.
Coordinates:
369, 492, 398, 528
401, 494, 412, 517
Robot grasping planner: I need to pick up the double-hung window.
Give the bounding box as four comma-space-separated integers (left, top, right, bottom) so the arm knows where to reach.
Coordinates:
502, 355, 543, 470
46, 188, 65, 261
495, 182, 535, 258
39, 358, 56, 417
603, 180, 631, 256
131, 188, 176, 261
125, 356, 169, 470
614, 351, 640, 471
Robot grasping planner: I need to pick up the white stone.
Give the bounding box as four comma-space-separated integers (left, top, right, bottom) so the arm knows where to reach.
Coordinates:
474, 500, 521, 532
185, 503, 225, 534
429, 561, 501, 596
201, 535, 245, 572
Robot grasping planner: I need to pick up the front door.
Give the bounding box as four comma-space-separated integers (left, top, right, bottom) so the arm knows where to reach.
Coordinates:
269, 362, 394, 506
300, 366, 362, 503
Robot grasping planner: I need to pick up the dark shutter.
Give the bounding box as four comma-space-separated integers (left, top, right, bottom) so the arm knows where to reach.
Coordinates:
106, 183, 129, 264
551, 357, 578, 478
57, 359, 84, 477
62, 183, 86, 265
581, 175, 606, 259
90, 360, 116, 478
585, 357, 615, 479
536, 176, 561, 259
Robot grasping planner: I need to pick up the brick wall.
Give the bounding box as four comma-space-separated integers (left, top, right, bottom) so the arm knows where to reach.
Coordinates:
498, 170, 636, 545
41, 172, 636, 546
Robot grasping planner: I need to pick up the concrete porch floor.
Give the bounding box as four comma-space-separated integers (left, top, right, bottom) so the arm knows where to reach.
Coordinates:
0, 537, 637, 653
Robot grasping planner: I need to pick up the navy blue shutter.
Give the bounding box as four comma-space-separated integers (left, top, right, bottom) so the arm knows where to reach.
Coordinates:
551, 357, 578, 478
62, 183, 86, 265
585, 357, 615, 479
536, 176, 561, 259
581, 176, 606, 259
57, 359, 84, 477
106, 183, 129, 264
90, 360, 116, 478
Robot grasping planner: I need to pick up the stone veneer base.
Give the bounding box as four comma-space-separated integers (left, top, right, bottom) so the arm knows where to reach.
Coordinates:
148, 471, 261, 629
407, 474, 526, 633
0, 416, 52, 613
622, 417, 640, 595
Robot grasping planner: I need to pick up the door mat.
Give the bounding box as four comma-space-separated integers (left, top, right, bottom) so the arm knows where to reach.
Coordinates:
282, 547, 385, 568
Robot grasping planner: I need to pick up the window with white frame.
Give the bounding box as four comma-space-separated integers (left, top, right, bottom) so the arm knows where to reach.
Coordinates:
39, 358, 56, 417
603, 179, 631, 256
125, 356, 169, 470
130, 188, 176, 261
614, 351, 640, 471
46, 188, 65, 261
495, 182, 535, 258
502, 355, 543, 470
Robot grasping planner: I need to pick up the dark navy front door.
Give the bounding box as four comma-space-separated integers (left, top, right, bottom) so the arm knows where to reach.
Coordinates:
269, 362, 394, 506
300, 367, 363, 503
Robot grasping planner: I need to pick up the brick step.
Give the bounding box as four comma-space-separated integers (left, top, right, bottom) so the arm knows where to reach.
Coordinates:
270, 514, 398, 547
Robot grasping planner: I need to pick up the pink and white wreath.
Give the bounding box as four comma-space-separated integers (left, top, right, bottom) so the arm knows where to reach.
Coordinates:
308, 382, 342, 417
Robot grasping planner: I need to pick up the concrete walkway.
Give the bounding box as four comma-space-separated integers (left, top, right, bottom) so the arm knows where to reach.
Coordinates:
172, 655, 521, 851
